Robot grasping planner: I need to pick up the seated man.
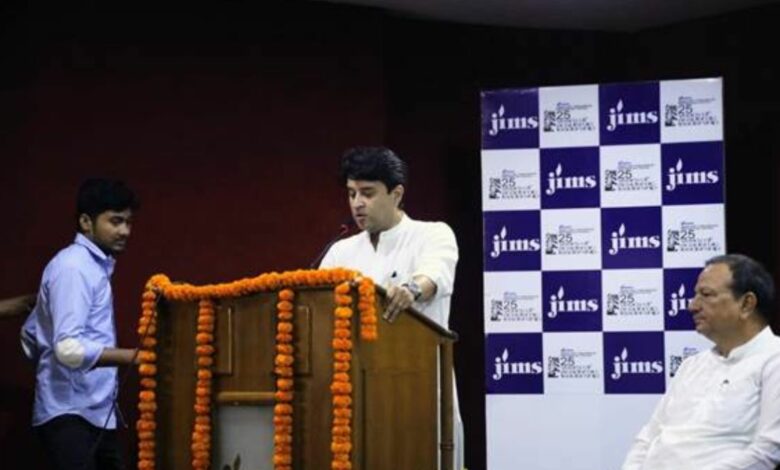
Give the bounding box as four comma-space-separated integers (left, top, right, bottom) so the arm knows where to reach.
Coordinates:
622, 254, 780, 470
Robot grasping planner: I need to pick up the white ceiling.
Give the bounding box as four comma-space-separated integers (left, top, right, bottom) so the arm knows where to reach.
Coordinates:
314, 0, 778, 31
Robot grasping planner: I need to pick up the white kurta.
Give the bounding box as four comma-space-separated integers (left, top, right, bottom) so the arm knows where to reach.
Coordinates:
623, 327, 780, 470
320, 213, 464, 469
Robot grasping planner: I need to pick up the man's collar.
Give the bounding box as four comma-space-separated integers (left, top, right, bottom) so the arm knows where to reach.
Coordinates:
719, 325, 773, 361
74, 233, 115, 270
366, 212, 410, 245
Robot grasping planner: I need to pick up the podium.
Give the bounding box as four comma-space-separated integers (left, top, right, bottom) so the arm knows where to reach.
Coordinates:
149, 283, 457, 470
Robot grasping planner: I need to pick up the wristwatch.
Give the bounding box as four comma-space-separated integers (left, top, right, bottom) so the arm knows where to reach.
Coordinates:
401, 280, 423, 301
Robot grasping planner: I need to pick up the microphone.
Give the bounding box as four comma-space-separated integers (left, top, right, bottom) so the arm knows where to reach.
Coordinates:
309, 218, 355, 268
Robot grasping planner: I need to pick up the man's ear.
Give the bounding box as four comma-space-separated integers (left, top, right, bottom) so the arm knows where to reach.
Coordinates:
741, 291, 758, 316
392, 184, 405, 207
78, 214, 93, 234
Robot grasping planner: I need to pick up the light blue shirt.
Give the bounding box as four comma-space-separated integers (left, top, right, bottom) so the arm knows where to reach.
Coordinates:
21, 233, 119, 428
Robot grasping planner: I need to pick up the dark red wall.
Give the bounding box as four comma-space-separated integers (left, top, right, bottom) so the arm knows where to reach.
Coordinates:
2, 3, 779, 470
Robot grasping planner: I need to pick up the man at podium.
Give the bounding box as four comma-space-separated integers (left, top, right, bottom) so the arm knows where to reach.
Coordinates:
319, 146, 464, 469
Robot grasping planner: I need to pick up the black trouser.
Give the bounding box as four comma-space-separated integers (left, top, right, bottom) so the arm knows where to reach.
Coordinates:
34, 414, 124, 470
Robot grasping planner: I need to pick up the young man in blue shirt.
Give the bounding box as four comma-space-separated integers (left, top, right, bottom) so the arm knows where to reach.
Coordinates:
21, 178, 140, 470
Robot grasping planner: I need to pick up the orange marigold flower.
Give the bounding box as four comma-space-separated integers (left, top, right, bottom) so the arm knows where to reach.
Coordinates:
334, 328, 351, 339
359, 305, 377, 316
138, 402, 158, 412
276, 333, 293, 343
139, 441, 156, 451
138, 351, 157, 363
197, 356, 214, 367
331, 442, 352, 453
138, 460, 155, 470
330, 382, 352, 394
195, 416, 211, 425
333, 396, 352, 407
196, 333, 214, 344
275, 354, 294, 367
273, 415, 293, 425
361, 329, 378, 341
277, 378, 294, 390
136, 420, 156, 432
333, 417, 350, 426
332, 339, 353, 350
334, 352, 351, 362
194, 423, 211, 434
195, 395, 211, 406
274, 403, 293, 415
279, 288, 295, 300
278, 311, 293, 321
137, 325, 157, 336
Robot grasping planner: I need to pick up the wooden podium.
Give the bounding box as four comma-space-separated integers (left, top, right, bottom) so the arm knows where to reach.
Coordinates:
152, 285, 457, 470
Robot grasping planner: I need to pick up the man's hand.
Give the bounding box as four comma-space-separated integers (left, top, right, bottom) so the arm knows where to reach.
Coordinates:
96, 347, 139, 367
383, 285, 416, 323
0, 294, 36, 318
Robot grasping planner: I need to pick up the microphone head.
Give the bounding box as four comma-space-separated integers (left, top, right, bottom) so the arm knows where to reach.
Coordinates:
340, 217, 356, 234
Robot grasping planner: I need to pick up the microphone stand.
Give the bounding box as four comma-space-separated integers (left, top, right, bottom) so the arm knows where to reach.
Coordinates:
309, 220, 353, 268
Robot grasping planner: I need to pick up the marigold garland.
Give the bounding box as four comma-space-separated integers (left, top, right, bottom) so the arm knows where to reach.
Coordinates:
273, 288, 295, 470
191, 299, 216, 469
136, 278, 162, 470
137, 269, 378, 470
331, 281, 354, 470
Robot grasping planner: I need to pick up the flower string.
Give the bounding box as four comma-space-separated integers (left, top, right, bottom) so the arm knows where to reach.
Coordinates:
137, 269, 379, 470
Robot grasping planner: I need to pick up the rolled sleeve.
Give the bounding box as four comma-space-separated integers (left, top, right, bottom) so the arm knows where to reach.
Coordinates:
413, 222, 458, 297
20, 311, 38, 360
48, 264, 105, 370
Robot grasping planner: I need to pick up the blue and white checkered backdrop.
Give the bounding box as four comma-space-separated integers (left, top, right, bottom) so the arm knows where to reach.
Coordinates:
481, 78, 725, 470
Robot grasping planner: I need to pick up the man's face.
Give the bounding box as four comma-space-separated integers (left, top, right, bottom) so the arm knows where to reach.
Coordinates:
81, 209, 133, 255
689, 263, 745, 341
346, 179, 401, 234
